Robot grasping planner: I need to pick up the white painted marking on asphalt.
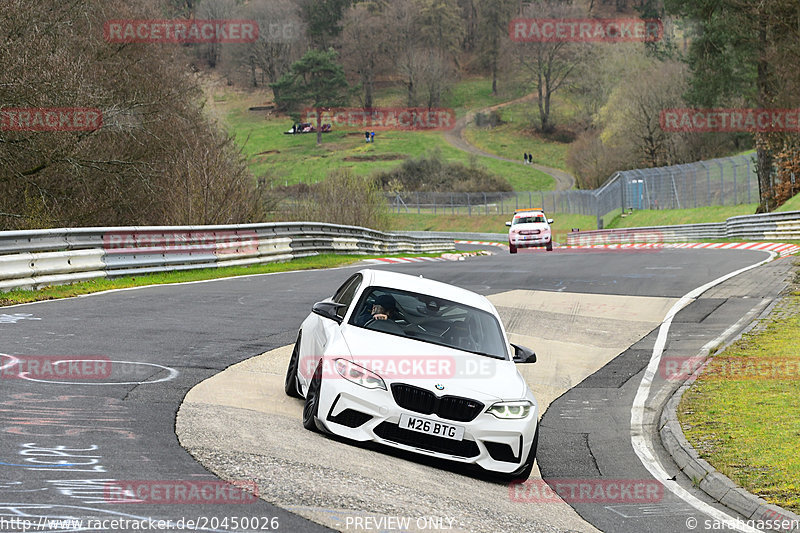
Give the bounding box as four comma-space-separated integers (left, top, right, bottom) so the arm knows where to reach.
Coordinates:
630, 250, 777, 533
606, 503, 697, 518
0, 313, 41, 323
6, 357, 179, 386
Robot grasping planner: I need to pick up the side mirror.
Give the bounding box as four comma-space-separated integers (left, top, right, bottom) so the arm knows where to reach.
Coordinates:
312, 301, 347, 324
511, 343, 536, 363
505, 221, 512, 227
547, 218, 554, 224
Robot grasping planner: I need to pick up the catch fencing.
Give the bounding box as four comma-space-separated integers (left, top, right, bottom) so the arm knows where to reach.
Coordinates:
0, 222, 454, 292
387, 153, 758, 228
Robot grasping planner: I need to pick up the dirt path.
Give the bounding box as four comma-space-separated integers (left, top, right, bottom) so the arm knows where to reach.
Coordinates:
443, 94, 576, 191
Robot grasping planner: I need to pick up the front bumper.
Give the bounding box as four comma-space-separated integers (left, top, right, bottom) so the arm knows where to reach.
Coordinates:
315, 378, 538, 474
509, 234, 551, 248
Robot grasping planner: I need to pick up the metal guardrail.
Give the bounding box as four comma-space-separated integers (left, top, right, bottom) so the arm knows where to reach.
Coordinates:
397, 231, 508, 242
0, 222, 454, 292
565, 210, 800, 245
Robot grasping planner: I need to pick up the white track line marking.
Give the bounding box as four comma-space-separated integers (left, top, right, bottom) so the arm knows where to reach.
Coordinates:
630, 250, 777, 532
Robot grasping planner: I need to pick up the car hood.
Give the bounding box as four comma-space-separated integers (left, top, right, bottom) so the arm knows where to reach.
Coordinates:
338, 326, 527, 401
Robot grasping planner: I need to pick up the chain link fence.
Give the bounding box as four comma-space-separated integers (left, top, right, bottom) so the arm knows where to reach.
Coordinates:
387, 153, 758, 229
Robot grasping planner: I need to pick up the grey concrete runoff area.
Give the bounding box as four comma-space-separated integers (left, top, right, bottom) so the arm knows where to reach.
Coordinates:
1, 246, 796, 533
178, 289, 677, 533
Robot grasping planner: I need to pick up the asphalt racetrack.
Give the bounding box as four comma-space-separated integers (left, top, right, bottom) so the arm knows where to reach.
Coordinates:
1, 245, 792, 533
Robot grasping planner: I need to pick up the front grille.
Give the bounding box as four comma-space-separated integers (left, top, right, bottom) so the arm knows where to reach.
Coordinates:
391, 384, 484, 422
327, 408, 372, 428
374, 422, 480, 458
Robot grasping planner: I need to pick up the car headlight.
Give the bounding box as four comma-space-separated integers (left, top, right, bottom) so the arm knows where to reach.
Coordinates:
488, 400, 533, 419
335, 359, 386, 390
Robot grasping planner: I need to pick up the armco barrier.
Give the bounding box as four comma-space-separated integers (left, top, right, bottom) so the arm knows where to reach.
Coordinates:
566, 210, 800, 246
0, 223, 454, 292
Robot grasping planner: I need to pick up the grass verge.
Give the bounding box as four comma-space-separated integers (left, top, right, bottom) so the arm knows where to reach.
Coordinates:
0, 252, 449, 307
606, 205, 759, 228
388, 212, 598, 242
678, 289, 800, 513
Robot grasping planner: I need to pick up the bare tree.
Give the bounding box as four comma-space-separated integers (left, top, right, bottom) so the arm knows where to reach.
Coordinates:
598, 61, 689, 167
512, 1, 590, 133
0, 0, 263, 229
476, 0, 516, 95
194, 0, 237, 68
227, 0, 307, 88
339, 3, 388, 108
415, 48, 456, 109
386, 0, 458, 108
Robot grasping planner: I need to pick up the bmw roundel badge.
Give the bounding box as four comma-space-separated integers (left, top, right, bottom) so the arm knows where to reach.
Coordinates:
434, 384, 445, 390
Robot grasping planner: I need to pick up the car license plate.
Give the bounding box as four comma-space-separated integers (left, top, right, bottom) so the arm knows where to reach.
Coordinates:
398, 414, 464, 441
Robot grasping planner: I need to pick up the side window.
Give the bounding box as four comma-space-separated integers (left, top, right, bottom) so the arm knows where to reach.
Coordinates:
332, 274, 362, 318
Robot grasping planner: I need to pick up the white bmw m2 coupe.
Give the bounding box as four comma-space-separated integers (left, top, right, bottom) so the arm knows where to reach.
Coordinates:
285, 269, 539, 480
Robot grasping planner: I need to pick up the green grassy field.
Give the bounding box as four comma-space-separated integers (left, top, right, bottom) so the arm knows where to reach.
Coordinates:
441, 77, 527, 118
462, 100, 571, 170
210, 80, 558, 190
777, 193, 800, 212
606, 205, 759, 228
679, 292, 800, 513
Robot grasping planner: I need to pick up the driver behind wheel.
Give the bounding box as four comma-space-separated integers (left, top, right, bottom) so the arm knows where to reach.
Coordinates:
370, 294, 398, 321
355, 293, 400, 326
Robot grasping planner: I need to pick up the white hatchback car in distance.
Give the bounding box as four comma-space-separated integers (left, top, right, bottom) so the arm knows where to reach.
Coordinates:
506, 208, 554, 253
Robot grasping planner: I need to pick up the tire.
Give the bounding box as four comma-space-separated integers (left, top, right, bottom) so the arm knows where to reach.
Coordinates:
504, 425, 539, 481
546, 240, 553, 252
284, 333, 302, 398
509, 241, 517, 254
302, 361, 323, 432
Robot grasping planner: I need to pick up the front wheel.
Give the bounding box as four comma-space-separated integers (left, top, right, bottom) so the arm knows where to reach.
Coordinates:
509, 241, 517, 254
284, 332, 302, 398
302, 361, 323, 432
546, 240, 553, 252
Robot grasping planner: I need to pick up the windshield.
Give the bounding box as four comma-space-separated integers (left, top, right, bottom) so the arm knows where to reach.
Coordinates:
514, 215, 546, 225
349, 286, 509, 360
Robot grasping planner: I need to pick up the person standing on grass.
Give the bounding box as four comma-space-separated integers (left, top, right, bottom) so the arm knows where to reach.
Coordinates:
370, 131, 375, 143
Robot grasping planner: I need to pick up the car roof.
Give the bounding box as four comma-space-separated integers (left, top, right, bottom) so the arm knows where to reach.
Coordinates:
358, 269, 495, 314
514, 208, 544, 214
